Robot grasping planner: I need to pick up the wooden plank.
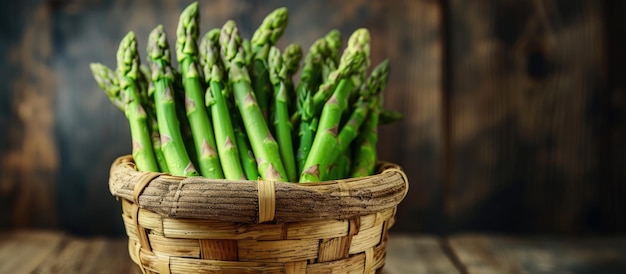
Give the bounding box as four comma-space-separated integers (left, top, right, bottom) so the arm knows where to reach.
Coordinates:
382, 234, 460, 274
448, 234, 626, 273
31, 235, 140, 274
446, 0, 609, 232
0, 230, 64, 274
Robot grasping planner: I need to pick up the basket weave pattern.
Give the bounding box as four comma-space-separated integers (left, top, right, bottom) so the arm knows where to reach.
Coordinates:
109, 155, 409, 273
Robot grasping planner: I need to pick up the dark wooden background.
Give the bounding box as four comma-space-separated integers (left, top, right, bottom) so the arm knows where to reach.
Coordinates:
1, 0, 625, 236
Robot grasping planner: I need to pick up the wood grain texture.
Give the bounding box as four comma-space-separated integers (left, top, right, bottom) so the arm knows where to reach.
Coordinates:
446, 0, 610, 233
0, 230, 140, 274
31, 237, 140, 274
382, 234, 460, 274
0, 230, 64, 274
448, 234, 626, 274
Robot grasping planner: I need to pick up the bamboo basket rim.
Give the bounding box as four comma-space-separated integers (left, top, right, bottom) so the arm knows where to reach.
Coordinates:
109, 155, 409, 224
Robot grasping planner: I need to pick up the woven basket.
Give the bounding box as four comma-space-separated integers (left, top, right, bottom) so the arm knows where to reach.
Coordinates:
109, 155, 409, 274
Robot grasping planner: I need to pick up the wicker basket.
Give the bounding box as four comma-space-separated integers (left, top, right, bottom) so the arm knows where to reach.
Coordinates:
109, 155, 409, 273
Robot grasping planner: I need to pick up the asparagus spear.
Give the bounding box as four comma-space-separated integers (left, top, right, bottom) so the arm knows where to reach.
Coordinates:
91, 63, 169, 173
312, 29, 370, 114
321, 29, 342, 82
328, 149, 351, 180
219, 20, 287, 181
268, 46, 297, 182
294, 38, 327, 173
199, 28, 246, 180
249, 7, 289, 119
300, 28, 371, 183
281, 43, 303, 115
344, 60, 389, 141
113, 32, 160, 172
138, 65, 171, 173
233, 111, 260, 180
380, 108, 404, 124
242, 38, 253, 66
176, 2, 224, 178
329, 60, 389, 176
171, 69, 200, 170
324, 29, 342, 66
90, 63, 124, 111
147, 25, 199, 176
145, 85, 170, 174
350, 94, 381, 178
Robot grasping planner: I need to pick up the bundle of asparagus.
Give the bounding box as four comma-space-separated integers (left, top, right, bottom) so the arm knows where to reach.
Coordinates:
91, 2, 400, 183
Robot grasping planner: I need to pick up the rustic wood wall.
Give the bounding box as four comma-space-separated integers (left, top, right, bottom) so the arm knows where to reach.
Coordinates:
1, 0, 624, 236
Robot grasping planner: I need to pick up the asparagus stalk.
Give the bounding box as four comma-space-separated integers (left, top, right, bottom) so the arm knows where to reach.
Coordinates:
91, 63, 169, 173
268, 46, 297, 182
350, 94, 381, 178
90, 63, 124, 111
242, 38, 253, 66
328, 149, 351, 180
176, 2, 224, 178
380, 108, 404, 124
113, 32, 160, 172
232, 108, 260, 180
281, 43, 303, 115
234, 115, 259, 180
324, 29, 342, 66
329, 60, 389, 176
171, 69, 200, 170
321, 29, 342, 82
146, 86, 170, 173
138, 65, 170, 173
249, 7, 289, 119
147, 25, 199, 176
300, 28, 371, 182
312, 29, 370, 114
219, 20, 287, 181
199, 28, 246, 180
294, 38, 327, 173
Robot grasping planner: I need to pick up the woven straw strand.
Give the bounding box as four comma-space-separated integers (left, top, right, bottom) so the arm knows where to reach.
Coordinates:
257, 180, 276, 223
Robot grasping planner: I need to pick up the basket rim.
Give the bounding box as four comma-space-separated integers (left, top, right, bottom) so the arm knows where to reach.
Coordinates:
109, 155, 409, 224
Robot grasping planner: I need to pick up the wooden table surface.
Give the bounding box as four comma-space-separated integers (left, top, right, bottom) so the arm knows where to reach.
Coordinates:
2, 230, 626, 274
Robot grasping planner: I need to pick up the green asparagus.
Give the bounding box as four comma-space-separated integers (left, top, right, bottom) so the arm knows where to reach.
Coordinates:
281, 43, 303, 116
294, 38, 327, 174
176, 2, 223, 178
220, 20, 287, 181
300, 28, 370, 182
249, 7, 289, 119
321, 29, 342, 82
330, 60, 389, 176
268, 46, 297, 182
114, 32, 159, 173
147, 25, 199, 176
199, 28, 246, 180
91, 63, 124, 111
91, 4, 402, 183
350, 94, 381, 178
